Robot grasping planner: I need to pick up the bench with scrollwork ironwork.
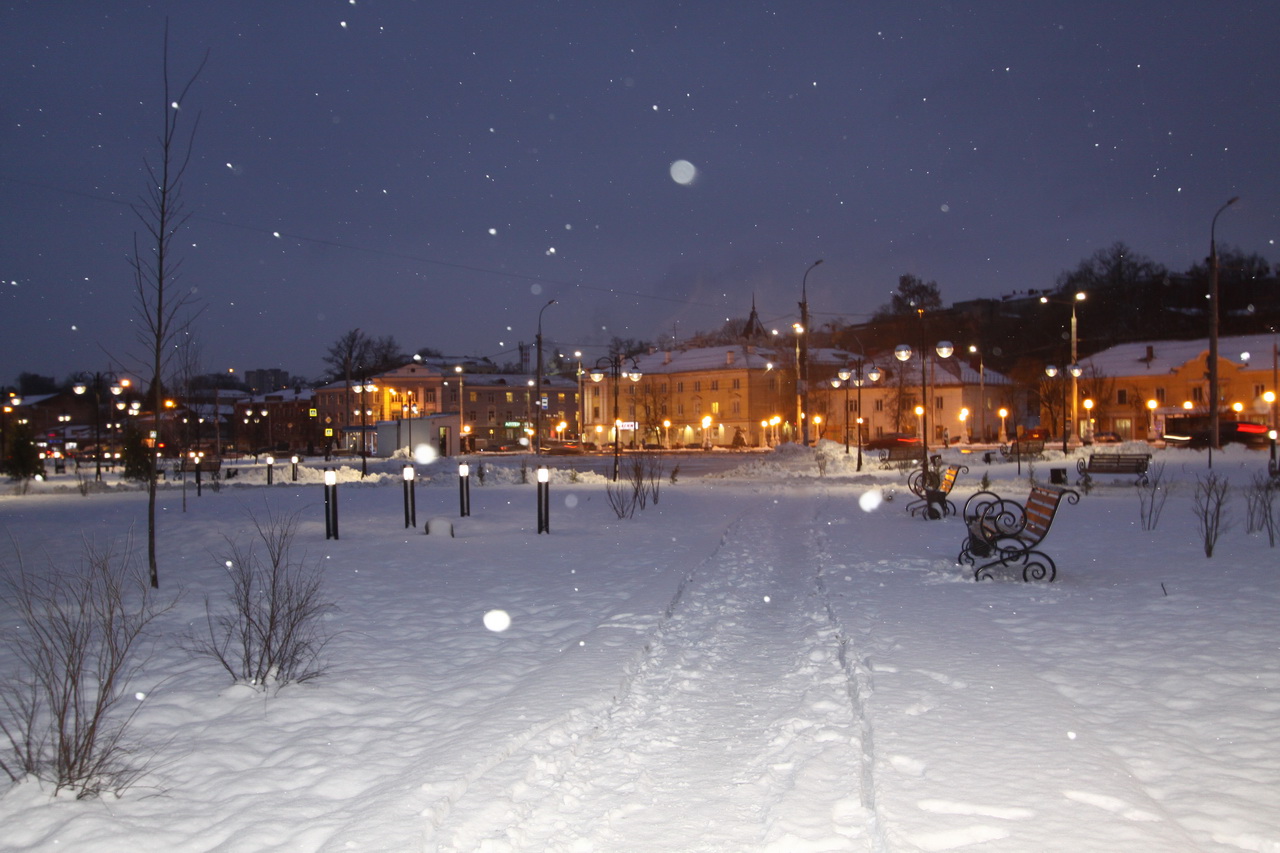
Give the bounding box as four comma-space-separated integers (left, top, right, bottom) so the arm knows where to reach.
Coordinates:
879, 445, 923, 468
998, 440, 1044, 461
907, 463, 969, 519
957, 484, 1080, 582
1077, 452, 1151, 486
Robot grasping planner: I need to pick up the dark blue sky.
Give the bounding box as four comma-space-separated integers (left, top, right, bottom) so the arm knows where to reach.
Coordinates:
3, 1, 1278, 383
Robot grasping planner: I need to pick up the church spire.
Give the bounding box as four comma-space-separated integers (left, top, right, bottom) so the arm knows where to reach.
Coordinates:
741, 295, 767, 341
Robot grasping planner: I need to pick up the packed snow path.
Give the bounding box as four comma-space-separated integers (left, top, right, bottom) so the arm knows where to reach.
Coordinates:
429, 492, 877, 852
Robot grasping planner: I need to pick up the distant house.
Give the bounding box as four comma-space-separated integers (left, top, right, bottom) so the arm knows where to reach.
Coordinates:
1076, 334, 1278, 441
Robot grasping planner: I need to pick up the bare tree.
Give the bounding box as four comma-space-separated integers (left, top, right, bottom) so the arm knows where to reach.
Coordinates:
129, 22, 207, 589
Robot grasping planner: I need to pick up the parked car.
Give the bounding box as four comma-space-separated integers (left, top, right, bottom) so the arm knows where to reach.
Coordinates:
1162, 420, 1271, 449
542, 439, 584, 455
1091, 431, 1122, 444
865, 432, 920, 450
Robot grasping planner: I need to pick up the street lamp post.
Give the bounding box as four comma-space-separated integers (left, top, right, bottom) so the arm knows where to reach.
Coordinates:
1208, 196, 1240, 466
1040, 292, 1086, 445
1044, 363, 1081, 453
797, 259, 823, 446
854, 362, 881, 471
895, 311, 952, 492
454, 365, 466, 455
534, 298, 556, 455
1, 392, 22, 467
590, 354, 642, 481
72, 372, 123, 481
969, 345, 986, 443
831, 373, 850, 453
353, 379, 376, 477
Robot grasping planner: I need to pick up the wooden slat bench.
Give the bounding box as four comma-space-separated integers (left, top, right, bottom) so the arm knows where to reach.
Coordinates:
180, 457, 224, 479
878, 445, 924, 468
907, 463, 969, 519
957, 484, 1080, 582
1077, 452, 1151, 486
999, 439, 1045, 461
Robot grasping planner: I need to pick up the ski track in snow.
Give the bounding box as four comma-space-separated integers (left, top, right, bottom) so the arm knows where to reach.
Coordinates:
427, 492, 875, 852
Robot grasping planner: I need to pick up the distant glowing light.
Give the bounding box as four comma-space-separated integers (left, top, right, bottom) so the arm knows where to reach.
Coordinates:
670, 159, 697, 185
340, 21, 348, 28
483, 610, 512, 632
272, 232, 281, 238
545, 247, 556, 255
170, 101, 180, 110
488, 227, 497, 235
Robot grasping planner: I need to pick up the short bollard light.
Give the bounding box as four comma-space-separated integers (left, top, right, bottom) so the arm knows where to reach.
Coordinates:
1270, 429, 1277, 469
324, 468, 339, 540
402, 464, 417, 529
266, 455, 275, 486
536, 465, 550, 534
291, 454, 300, 482
458, 462, 471, 517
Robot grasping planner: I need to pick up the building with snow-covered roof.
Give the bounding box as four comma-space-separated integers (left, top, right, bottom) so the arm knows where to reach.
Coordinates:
1075, 334, 1278, 441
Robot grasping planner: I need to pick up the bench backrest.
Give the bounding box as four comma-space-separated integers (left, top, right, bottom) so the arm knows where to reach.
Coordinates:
939, 465, 962, 493
1024, 485, 1070, 541
1087, 453, 1149, 471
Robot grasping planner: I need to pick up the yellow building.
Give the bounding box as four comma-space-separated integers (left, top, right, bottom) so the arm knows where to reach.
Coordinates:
1074, 334, 1278, 441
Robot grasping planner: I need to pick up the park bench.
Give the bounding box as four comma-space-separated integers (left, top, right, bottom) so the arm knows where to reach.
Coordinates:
180, 456, 224, 479
1077, 452, 1151, 486
957, 484, 1080, 582
878, 445, 922, 468
907, 463, 969, 519
999, 439, 1044, 461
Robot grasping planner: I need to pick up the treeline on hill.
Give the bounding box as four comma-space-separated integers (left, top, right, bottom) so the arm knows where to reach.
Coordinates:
683, 242, 1279, 388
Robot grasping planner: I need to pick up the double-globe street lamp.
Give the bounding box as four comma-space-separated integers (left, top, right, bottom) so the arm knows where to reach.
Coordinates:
353, 377, 377, 477
1039, 291, 1086, 445
895, 312, 953, 492
1044, 362, 1083, 453
73, 371, 124, 481
828, 359, 881, 470
590, 354, 642, 481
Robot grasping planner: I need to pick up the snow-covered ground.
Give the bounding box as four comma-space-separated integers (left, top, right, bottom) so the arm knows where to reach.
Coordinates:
1, 441, 1278, 852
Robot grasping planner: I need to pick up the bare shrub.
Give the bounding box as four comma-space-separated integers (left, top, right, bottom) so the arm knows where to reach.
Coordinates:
0, 534, 171, 798
643, 453, 664, 505
605, 479, 638, 519
184, 506, 334, 690
1136, 462, 1172, 531
609, 452, 664, 518
1193, 473, 1231, 558
1244, 473, 1278, 546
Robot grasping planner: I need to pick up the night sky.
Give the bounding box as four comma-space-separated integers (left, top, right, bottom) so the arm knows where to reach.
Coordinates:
3, 1, 1278, 384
